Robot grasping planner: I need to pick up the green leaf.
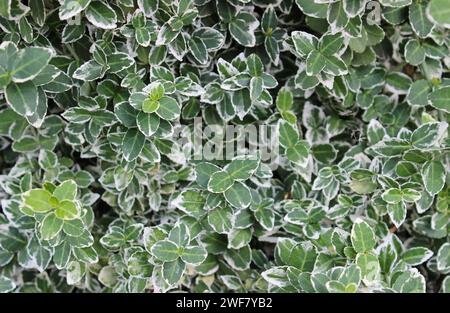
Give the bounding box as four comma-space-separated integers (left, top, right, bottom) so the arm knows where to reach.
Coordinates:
53, 180, 77, 202
291, 31, 318, 57
107, 52, 134, 73
278, 120, 299, 148
328, 1, 349, 32
387, 202, 407, 228
122, 128, 145, 162
168, 224, 190, 247
151, 240, 180, 262
53, 241, 72, 269
195, 162, 221, 188
409, 0, 434, 38
249, 76, 263, 101
247, 54, 263, 77
55, 200, 79, 220
319, 33, 344, 56
427, 0, 450, 28
229, 18, 257, 47
228, 228, 252, 249
0, 227, 27, 252
207, 206, 233, 234
323, 55, 348, 76
115, 102, 138, 127
156, 96, 180, 121
85, 1, 117, 29
127, 251, 152, 278
385, 72, 412, 94
136, 112, 160, 137
401, 247, 433, 266
207, 170, 234, 193
189, 37, 208, 64
181, 246, 207, 266
5, 81, 38, 117
265, 36, 279, 65
326, 280, 357, 293
10, 47, 51, 84
306, 50, 324, 76
193, 27, 224, 51
311, 144, 337, 164
100, 231, 125, 250
351, 220, 376, 254
402, 188, 422, 202
286, 141, 310, 166
295, 0, 327, 18
174, 190, 206, 218
437, 243, 450, 271
392, 269, 426, 293
404, 39, 425, 66
356, 252, 381, 285
224, 181, 252, 209
224, 157, 259, 181
40, 213, 64, 240
0, 277, 16, 293
407, 80, 430, 107
287, 241, 317, 272
428, 87, 450, 113
12, 136, 39, 153
73, 246, 98, 263
223, 245, 252, 271
382, 188, 403, 204
371, 139, 412, 157
422, 160, 446, 195
59, 0, 91, 20
62, 219, 85, 237
411, 122, 447, 149
379, 0, 412, 7
23, 189, 54, 213
72, 60, 105, 81
261, 267, 289, 287
162, 258, 185, 285
276, 88, 293, 112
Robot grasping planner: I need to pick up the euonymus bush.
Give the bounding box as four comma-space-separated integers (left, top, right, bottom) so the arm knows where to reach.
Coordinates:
0, 0, 449, 294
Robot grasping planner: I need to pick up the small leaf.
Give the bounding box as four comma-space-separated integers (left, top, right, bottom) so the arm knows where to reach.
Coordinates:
207, 170, 234, 193
85, 1, 117, 30
122, 128, 145, 162
428, 87, 450, 113
23, 189, 54, 213
306, 50, 324, 76
382, 188, 403, 204
55, 200, 79, 220
53, 180, 77, 202
180, 246, 207, 266
411, 122, 447, 149
11, 47, 53, 82
156, 96, 180, 121
421, 160, 446, 196
162, 258, 185, 285
136, 112, 160, 137
401, 247, 433, 266
351, 220, 376, 254
437, 243, 450, 272
5, 81, 38, 117
0, 277, 16, 293
224, 157, 259, 181
151, 240, 180, 262
427, 0, 450, 28
224, 181, 252, 209
40, 213, 64, 240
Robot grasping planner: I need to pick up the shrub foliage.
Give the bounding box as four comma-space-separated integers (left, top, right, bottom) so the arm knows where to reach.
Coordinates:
0, 0, 449, 293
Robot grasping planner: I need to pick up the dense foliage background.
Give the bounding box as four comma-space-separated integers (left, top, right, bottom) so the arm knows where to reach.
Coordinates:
0, 0, 449, 293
